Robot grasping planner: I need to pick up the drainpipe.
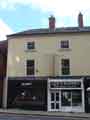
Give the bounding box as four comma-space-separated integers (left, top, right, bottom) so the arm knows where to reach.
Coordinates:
53, 55, 55, 77
2, 77, 8, 109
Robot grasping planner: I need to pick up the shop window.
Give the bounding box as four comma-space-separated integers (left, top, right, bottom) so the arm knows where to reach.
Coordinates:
72, 90, 82, 106
61, 59, 70, 75
61, 90, 82, 107
26, 60, 35, 75
61, 91, 71, 106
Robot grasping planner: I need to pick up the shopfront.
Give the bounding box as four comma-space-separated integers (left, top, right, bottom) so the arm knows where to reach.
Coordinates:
48, 79, 84, 112
7, 78, 47, 110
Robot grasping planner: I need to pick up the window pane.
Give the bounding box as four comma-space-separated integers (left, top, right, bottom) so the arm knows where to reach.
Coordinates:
61, 91, 71, 106
72, 90, 82, 106
61, 59, 70, 75
27, 60, 34, 66
51, 93, 54, 101
62, 59, 69, 67
56, 92, 59, 101
51, 103, 54, 109
27, 42, 35, 49
56, 103, 59, 109
62, 68, 70, 75
61, 40, 69, 48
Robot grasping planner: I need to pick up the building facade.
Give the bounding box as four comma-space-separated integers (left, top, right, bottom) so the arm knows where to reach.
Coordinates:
0, 40, 7, 108
3, 13, 90, 112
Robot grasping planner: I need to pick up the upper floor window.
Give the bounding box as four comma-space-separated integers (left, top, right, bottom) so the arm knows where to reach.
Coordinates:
61, 40, 69, 48
61, 59, 70, 75
26, 60, 35, 75
27, 42, 35, 50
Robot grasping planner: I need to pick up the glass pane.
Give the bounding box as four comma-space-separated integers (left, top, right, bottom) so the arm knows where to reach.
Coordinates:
51, 93, 54, 101
51, 103, 54, 109
61, 59, 70, 75
61, 40, 69, 48
61, 91, 71, 106
56, 92, 59, 101
27, 42, 35, 49
62, 68, 70, 75
56, 103, 59, 109
27, 60, 34, 67
72, 90, 82, 106
27, 60, 34, 75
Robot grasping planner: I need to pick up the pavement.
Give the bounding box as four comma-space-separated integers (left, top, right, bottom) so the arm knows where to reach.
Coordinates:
0, 109, 90, 119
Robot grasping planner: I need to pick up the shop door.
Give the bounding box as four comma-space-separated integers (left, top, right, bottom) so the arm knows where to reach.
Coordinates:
50, 91, 60, 111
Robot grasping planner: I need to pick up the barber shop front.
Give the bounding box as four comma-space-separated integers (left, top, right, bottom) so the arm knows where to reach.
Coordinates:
48, 79, 84, 112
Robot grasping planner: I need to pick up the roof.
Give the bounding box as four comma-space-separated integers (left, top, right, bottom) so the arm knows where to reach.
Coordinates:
7, 26, 90, 37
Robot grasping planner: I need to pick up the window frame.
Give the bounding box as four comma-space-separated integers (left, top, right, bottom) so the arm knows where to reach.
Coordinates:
26, 60, 35, 76
27, 42, 35, 50
61, 59, 70, 75
60, 40, 69, 49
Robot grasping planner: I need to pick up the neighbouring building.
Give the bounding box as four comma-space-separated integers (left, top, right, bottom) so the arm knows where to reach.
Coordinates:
3, 13, 90, 112
0, 40, 7, 107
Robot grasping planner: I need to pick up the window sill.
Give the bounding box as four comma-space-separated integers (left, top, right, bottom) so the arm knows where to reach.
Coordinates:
25, 49, 37, 52
58, 48, 71, 52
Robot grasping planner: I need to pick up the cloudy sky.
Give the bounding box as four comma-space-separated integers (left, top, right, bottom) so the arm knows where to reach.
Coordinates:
0, 0, 90, 40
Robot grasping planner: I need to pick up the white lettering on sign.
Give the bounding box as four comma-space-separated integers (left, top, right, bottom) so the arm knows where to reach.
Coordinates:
21, 83, 32, 86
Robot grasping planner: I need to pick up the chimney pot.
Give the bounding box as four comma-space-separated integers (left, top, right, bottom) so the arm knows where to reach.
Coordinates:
49, 15, 56, 31
78, 12, 83, 28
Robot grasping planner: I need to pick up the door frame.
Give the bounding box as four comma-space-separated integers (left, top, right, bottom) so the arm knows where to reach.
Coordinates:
49, 90, 61, 111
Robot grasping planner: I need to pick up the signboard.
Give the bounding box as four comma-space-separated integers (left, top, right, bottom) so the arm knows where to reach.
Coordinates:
21, 82, 32, 86
50, 81, 81, 88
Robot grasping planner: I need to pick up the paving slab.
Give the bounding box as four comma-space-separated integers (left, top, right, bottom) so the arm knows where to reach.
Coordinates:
0, 109, 90, 119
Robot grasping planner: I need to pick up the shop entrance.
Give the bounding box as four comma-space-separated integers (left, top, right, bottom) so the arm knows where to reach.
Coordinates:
50, 91, 61, 111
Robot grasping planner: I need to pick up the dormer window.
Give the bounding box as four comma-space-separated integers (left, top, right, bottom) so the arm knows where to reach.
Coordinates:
27, 42, 35, 50
61, 40, 69, 48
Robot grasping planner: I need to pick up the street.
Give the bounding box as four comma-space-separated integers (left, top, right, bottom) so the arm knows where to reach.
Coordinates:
0, 114, 89, 120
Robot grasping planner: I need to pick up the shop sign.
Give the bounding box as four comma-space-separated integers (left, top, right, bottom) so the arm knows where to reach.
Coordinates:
50, 81, 81, 88
21, 82, 32, 86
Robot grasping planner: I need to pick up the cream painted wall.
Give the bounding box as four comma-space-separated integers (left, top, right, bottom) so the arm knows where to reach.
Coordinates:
7, 33, 90, 77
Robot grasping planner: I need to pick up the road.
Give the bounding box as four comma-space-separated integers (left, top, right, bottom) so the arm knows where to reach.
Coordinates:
0, 113, 89, 120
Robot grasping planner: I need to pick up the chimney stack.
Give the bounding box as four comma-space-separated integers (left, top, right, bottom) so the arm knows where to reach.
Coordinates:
78, 12, 83, 28
49, 15, 56, 31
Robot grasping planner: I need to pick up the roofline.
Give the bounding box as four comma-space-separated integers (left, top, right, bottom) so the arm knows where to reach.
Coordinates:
7, 27, 90, 38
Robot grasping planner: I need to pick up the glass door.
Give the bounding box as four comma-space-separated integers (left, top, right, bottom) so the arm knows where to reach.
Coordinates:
50, 91, 60, 111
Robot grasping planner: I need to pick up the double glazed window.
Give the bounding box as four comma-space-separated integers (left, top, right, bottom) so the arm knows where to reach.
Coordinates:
26, 60, 35, 75
61, 40, 69, 48
61, 59, 70, 75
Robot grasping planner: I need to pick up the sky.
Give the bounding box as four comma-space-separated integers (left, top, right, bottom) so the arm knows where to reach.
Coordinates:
0, 0, 90, 40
